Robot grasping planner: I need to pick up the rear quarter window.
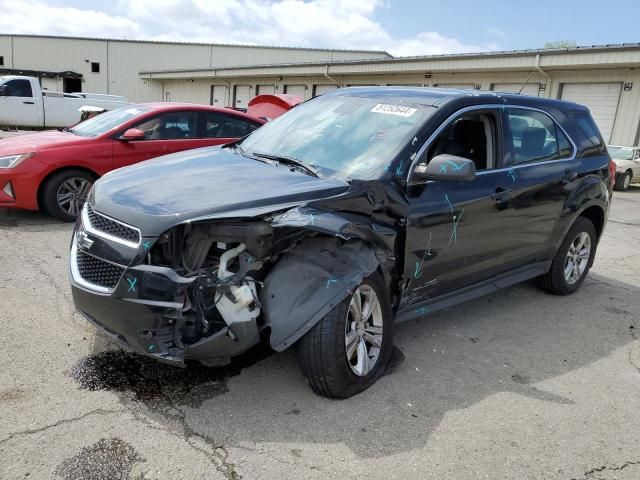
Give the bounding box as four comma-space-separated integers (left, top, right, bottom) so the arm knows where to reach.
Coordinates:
565, 111, 606, 156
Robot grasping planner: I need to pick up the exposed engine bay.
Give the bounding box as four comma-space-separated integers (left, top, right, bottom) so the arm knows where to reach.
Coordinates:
117, 211, 388, 367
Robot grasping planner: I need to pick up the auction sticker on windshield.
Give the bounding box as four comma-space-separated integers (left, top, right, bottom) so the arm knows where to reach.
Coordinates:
371, 104, 417, 117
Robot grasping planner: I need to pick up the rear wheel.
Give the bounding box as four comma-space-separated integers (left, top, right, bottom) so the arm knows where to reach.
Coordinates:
614, 171, 632, 191
41, 169, 95, 222
298, 272, 393, 398
538, 217, 596, 295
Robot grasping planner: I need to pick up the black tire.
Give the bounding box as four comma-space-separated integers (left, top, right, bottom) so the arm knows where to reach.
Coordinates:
538, 216, 597, 295
298, 272, 394, 398
41, 169, 95, 222
614, 171, 632, 191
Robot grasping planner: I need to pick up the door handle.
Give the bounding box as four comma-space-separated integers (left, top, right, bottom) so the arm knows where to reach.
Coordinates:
562, 169, 578, 184
22, 101, 35, 104
491, 188, 513, 202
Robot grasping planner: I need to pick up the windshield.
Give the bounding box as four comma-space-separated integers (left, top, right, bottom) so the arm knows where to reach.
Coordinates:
69, 106, 151, 137
239, 94, 436, 179
608, 146, 634, 160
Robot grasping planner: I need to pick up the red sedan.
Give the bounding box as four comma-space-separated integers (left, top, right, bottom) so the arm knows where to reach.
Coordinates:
0, 101, 289, 221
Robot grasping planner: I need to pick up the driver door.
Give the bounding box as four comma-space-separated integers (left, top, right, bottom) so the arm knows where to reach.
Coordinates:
402, 108, 515, 305
111, 111, 198, 169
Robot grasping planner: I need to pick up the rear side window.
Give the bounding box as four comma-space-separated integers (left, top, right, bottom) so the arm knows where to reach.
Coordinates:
565, 111, 605, 149
135, 111, 198, 140
503, 108, 573, 166
199, 111, 260, 138
2, 79, 33, 97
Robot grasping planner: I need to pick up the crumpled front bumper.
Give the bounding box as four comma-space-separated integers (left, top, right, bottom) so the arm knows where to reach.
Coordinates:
69, 224, 260, 367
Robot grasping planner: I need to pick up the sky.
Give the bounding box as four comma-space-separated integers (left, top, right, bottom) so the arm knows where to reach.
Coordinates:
0, 0, 638, 57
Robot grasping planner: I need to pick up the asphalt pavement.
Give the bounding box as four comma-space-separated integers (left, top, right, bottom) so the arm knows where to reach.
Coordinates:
1, 186, 639, 479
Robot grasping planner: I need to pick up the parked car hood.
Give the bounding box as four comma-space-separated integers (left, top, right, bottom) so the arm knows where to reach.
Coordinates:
0, 130, 89, 155
91, 147, 351, 236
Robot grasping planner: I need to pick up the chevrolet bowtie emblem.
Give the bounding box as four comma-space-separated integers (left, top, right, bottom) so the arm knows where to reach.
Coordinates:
77, 229, 94, 251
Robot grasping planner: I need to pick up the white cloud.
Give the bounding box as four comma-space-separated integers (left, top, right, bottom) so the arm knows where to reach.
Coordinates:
0, 0, 499, 57
0, 0, 139, 39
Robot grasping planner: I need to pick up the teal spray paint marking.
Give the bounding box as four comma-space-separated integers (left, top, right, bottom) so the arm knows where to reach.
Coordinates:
414, 231, 433, 278
508, 168, 517, 182
395, 159, 404, 175
326, 279, 337, 288
444, 193, 463, 245
449, 209, 464, 245
142, 240, 152, 250
126, 277, 137, 293
309, 213, 316, 226
439, 160, 465, 175
416, 306, 429, 315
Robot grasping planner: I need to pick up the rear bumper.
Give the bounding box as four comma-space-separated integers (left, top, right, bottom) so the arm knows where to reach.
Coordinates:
69, 228, 260, 367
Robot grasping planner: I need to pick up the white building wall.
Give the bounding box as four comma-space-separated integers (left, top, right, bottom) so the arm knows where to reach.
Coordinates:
9, 36, 109, 94
0, 36, 12, 67
162, 69, 640, 145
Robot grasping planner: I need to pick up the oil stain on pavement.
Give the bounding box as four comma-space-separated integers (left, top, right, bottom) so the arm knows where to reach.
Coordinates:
55, 437, 146, 480
70, 344, 272, 408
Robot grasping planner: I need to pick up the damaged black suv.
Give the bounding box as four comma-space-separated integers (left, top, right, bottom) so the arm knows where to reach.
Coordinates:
70, 87, 613, 398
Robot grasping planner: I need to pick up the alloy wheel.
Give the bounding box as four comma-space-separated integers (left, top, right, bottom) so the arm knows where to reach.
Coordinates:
56, 177, 92, 217
564, 232, 591, 285
344, 284, 384, 376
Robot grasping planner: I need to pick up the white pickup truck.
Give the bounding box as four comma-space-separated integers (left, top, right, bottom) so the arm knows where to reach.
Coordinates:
0, 75, 130, 129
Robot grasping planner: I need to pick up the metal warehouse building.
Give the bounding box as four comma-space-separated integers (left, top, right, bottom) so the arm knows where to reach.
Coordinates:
2, 34, 640, 146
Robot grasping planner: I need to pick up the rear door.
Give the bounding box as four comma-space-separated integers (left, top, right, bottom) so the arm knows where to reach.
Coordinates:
497, 107, 576, 265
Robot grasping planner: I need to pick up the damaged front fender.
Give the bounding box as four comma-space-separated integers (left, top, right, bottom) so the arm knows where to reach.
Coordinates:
262, 237, 380, 351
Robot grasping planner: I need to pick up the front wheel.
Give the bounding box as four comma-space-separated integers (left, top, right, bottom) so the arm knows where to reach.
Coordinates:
41, 169, 95, 222
538, 217, 596, 295
614, 171, 632, 191
298, 272, 394, 398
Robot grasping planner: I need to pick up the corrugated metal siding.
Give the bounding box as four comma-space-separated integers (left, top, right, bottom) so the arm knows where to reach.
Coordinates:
0, 36, 12, 67
163, 80, 211, 105
10, 36, 109, 93
209, 46, 387, 68
108, 41, 211, 102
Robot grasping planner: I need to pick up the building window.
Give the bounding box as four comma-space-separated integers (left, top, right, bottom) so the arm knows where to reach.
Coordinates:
0, 56, 4, 66
91, 62, 100, 74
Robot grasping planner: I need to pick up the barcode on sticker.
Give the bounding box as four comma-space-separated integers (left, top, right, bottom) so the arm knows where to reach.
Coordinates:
371, 104, 417, 117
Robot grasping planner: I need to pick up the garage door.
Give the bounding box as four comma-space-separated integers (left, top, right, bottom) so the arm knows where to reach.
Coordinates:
234, 85, 252, 109
492, 83, 540, 96
256, 85, 275, 95
210, 85, 226, 106
435, 84, 476, 89
284, 85, 307, 99
560, 83, 622, 142
313, 84, 337, 97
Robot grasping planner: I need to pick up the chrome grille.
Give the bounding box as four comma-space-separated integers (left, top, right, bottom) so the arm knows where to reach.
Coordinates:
76, 250, 125, 289
87, 205, 140, 244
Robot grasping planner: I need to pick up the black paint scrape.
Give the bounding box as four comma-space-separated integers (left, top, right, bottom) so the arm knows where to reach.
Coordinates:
70, 344, 272, 407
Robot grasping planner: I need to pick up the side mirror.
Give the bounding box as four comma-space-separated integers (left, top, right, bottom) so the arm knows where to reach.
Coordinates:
119, 128, 146, 141
411, 154, 476, 183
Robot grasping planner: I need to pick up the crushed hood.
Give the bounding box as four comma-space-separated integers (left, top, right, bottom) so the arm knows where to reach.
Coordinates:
91, 146, 350, 235
0, 130, 89, 155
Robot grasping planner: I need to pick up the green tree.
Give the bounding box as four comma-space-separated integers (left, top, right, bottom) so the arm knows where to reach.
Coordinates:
544, 40, 578, 49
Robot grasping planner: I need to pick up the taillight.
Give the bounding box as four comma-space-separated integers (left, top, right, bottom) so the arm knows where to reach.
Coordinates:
608, 159, 616, 189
